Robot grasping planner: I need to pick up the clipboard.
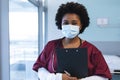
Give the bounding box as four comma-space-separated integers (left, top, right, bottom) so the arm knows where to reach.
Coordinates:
56, 48, 88, 78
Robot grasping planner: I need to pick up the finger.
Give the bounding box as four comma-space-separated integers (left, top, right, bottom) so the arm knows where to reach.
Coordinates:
69, 77, 78, 80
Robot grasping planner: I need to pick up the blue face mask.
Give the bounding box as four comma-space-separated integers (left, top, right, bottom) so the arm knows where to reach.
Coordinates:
62, 24, 80, 39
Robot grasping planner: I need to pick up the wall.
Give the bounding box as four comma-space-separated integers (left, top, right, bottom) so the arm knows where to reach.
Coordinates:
0, 0, 1, 79
46, 0, 120, 55
78, 0, 120, 41
77, 0, 120, 55
47, 0, 120, 41
0, 0, 10, 80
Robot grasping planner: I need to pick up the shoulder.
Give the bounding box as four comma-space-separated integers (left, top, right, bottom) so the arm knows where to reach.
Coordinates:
47, 38, 62, 45
41, 38, 63, 54
82, 41, 98, 49
82, 40, 102, 54
83, 41, 105, 62
45, 38, 63, 48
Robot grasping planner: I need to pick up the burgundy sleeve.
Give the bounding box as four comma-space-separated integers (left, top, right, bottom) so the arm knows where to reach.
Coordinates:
92, 49, 112, 79
32, 42, 51, 72
32, 51, 47, 72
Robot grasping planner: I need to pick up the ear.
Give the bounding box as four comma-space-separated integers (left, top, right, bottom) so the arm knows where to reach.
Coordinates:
79, 24, 82, 30
79, 24, 82, 33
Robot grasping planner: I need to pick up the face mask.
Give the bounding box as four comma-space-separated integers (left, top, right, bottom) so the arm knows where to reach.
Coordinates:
62, 25, 80, 39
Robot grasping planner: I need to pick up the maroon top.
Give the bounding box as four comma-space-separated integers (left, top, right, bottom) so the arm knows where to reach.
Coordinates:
33, 38, 112, 79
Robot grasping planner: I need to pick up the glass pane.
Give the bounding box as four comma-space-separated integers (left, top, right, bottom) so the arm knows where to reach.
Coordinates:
9, 0, 38, 80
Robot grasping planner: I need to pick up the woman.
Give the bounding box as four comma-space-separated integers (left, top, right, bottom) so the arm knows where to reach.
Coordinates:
33, 2, 112, 80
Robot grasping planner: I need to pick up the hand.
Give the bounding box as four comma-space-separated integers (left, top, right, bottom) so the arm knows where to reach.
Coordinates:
62, 73, 78, 80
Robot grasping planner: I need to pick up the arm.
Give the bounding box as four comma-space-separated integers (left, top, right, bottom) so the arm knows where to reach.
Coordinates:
38, 67, 62, 80
38, 67, 78, 80
38, 68, 109, 80
80, 76, 108, 80
88, 45, 112, 79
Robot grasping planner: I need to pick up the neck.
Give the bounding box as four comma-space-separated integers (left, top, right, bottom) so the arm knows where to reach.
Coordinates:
64, 37, 79, 44
62, 36, 81, 48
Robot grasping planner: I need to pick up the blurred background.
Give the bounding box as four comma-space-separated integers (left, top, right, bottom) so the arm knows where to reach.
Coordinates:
0, 0, 120, 80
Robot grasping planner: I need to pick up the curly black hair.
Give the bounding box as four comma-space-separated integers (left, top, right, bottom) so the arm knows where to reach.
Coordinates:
55, 2, 90, 33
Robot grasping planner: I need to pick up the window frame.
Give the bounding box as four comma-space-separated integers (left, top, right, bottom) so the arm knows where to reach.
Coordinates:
0, 0, 47, 80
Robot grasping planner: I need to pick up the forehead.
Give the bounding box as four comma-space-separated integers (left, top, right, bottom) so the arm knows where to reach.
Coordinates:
62, 13, 80, 21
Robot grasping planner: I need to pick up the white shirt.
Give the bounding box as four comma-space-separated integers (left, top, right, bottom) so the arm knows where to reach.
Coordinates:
38, 67, 108, 80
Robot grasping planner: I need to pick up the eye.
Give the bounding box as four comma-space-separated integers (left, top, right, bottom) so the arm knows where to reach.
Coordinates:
71, 20, 78, 25
72, 22, 77, 25
62, 21, 69, 25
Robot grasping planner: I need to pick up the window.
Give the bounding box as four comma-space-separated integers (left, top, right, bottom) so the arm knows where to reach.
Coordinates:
9, 0, 38, 80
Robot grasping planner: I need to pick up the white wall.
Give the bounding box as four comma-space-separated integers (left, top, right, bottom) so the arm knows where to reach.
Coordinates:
0, 0, 10, 80
46, 0, 120, 42
78, 0, 120, 41
46, 0, 120, 55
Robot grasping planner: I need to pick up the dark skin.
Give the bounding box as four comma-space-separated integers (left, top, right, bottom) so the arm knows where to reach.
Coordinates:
61, 13, 83, 80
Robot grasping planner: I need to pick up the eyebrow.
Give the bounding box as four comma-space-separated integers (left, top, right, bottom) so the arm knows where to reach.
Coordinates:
63, 20, 78, 22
